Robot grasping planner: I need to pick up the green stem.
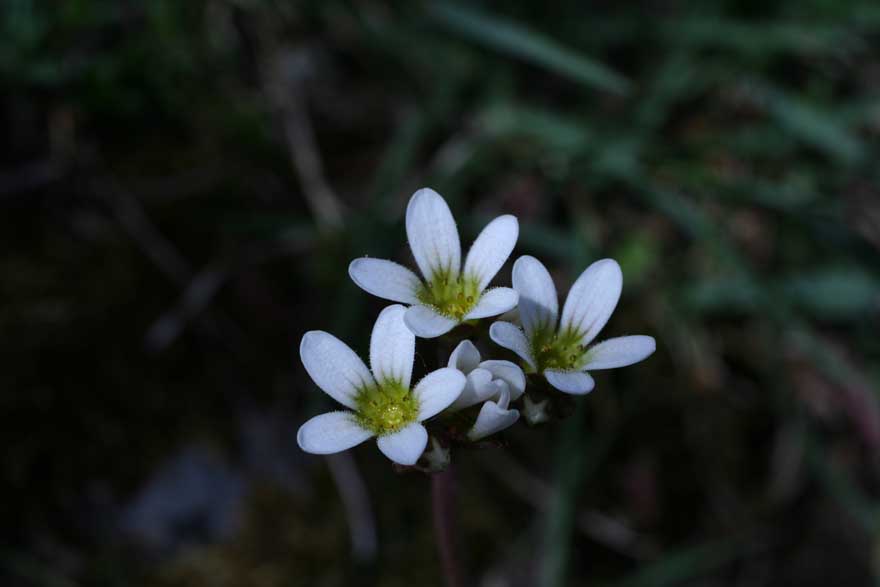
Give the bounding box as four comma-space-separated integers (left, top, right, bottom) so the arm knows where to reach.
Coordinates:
540, 397, 588, 587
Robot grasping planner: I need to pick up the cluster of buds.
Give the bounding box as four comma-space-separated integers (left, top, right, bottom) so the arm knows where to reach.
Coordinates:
297, 189, 655, 471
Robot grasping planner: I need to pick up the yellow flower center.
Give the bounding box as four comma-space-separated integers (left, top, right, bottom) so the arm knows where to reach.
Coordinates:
354, 380, 420, 435
417, 268, 481, 321
531, 326, 587, 372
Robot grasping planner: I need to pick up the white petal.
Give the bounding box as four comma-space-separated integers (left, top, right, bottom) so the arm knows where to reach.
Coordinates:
369, 305, 415, 387
414, 367, 466, 420
489, 321, 535, 369
297, 411, 373, 454
583, 335, 656, 370
560, 258, 622, 345
449, 367, 494, 411
349, 258, 422, 304
544, 370, 595, 395
447, 339, 481, 373
476, 377, 504, 404
405, 188, 461, 281
463, 215, 519, 291
377, 423, 428, 465
404, 304, 458, 338
300, 331, 374, 410
497, 305, 520, 325
464, 287, 519, 320
494, 382, 511, 409
512, 255, 559, 339
468, 402, 520, 441
478, 359, 526, 401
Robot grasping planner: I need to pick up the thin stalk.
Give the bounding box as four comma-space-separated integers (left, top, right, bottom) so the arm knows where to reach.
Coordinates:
432, 465, 463, 587
540, 397, 588, 587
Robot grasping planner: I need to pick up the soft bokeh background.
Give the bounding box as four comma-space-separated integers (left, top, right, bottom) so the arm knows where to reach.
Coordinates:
3, 1, 880, 586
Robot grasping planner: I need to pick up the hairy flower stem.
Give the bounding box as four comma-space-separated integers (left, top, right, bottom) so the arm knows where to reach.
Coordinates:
432, 465, 462, 587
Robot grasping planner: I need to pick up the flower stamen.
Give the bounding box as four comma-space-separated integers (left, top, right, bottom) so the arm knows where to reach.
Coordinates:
531, 327, 587, 372
417, 269, 482, 321
354, 380, 420, 435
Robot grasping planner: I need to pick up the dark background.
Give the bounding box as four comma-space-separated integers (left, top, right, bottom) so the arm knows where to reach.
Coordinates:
2, 1, 879, 586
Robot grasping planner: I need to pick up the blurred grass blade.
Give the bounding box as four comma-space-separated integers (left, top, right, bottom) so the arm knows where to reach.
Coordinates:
541, 399, 620, 587
686, 267, 880, 320
540, 399, 588, 587
603, 538, 745, 587
666, 18, 859, 56
783, 266, 880, 320
480, 103, 592, 152
683, 276, 764, 313
429, 2, 631, 95
750, 82, 865, 164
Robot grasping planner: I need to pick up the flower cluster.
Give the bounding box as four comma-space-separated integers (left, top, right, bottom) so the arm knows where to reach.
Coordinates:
297, 188, 655, 467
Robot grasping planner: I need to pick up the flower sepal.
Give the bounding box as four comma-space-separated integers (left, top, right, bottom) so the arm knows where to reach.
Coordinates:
389, 433, 453, 474
522, 395, 551, 426
520, 375, 577, 425
411, 436, 452, 473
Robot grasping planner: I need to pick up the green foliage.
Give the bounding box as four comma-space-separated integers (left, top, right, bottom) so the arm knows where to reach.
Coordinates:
430, 2, 632, 95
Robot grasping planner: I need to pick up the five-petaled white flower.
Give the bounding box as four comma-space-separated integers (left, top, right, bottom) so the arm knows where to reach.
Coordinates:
297, 305, 466, 465
445, 340, 524, 440
490, 255, 655, 395
349, 188, 519, 338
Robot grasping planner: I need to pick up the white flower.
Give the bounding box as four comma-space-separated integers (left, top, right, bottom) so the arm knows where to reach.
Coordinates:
490, 255, 656, 395
445, 340, 523, 441
296, 305, 466, 465
349, 188, 519, 338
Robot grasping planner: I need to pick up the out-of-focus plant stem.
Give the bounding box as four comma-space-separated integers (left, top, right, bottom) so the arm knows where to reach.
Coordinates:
432, 465, 463, 587
540, 397, 588, 587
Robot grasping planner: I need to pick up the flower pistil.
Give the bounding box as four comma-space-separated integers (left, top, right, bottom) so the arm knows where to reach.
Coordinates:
417, 269, 482, 322
354, 380, 421, 435
530, 326, 587, 373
